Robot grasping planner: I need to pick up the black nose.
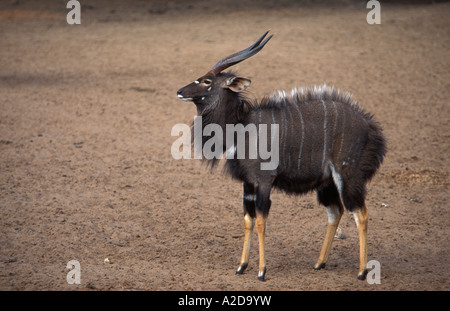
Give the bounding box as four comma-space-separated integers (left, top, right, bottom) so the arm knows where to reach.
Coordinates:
177, 89, 182, 95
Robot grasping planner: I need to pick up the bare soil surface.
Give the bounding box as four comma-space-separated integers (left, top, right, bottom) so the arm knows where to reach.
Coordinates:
0, 0, 449, 291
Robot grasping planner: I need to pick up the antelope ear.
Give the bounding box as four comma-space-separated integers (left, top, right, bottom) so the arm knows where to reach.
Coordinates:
225, 77, 251, 93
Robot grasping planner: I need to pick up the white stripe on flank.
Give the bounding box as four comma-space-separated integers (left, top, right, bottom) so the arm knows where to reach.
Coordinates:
292, 102, 305, 170
280, 108, 287, 169
271, 110, 277, 130
337, 104, 346, 161
331, 101, 338, 154
321, 100, 328, 170
285, 104, 294, 170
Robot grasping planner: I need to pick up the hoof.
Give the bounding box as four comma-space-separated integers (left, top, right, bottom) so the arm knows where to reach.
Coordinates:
357, 269, 368, 281
236, 263, 248, 275
257, 268, 266, 281
314, 262, 326, 270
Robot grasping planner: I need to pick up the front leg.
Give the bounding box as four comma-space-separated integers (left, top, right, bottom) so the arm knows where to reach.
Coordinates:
255, 213, 268, 281
255, 185, 271, 281
236, 183, 256, 275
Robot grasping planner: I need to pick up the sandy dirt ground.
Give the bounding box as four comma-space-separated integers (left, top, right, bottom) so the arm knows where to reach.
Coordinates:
0, 0, 449, 291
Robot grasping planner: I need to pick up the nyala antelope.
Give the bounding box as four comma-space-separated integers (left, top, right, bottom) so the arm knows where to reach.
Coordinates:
177, 31, 386, 281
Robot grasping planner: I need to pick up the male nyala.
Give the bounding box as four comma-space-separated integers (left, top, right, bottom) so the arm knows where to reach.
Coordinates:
177, 31, 386, 281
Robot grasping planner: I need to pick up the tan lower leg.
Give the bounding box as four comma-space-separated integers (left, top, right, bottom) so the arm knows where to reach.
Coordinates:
315, 205, 342, 269
236, 214, 254, 274
255, 214, 267, 280
353, 206, 369, 279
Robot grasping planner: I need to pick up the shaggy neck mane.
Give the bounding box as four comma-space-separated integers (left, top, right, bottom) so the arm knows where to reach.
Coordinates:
197, 91, 251, 128
192, 91, 251, 168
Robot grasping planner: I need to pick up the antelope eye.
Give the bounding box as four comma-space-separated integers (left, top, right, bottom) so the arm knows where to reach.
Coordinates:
202, 79, 212, 85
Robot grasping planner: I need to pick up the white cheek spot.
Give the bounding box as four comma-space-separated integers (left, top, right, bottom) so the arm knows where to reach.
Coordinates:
207, 86, 212, 92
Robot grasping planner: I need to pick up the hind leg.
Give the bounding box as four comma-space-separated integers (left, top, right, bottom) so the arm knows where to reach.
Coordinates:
339, 173, 370, 280
353, 205, 369, 280
314, 184, 344, 270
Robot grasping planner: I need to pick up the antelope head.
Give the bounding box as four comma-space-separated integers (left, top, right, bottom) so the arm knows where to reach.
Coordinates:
177, 31, 273, 112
